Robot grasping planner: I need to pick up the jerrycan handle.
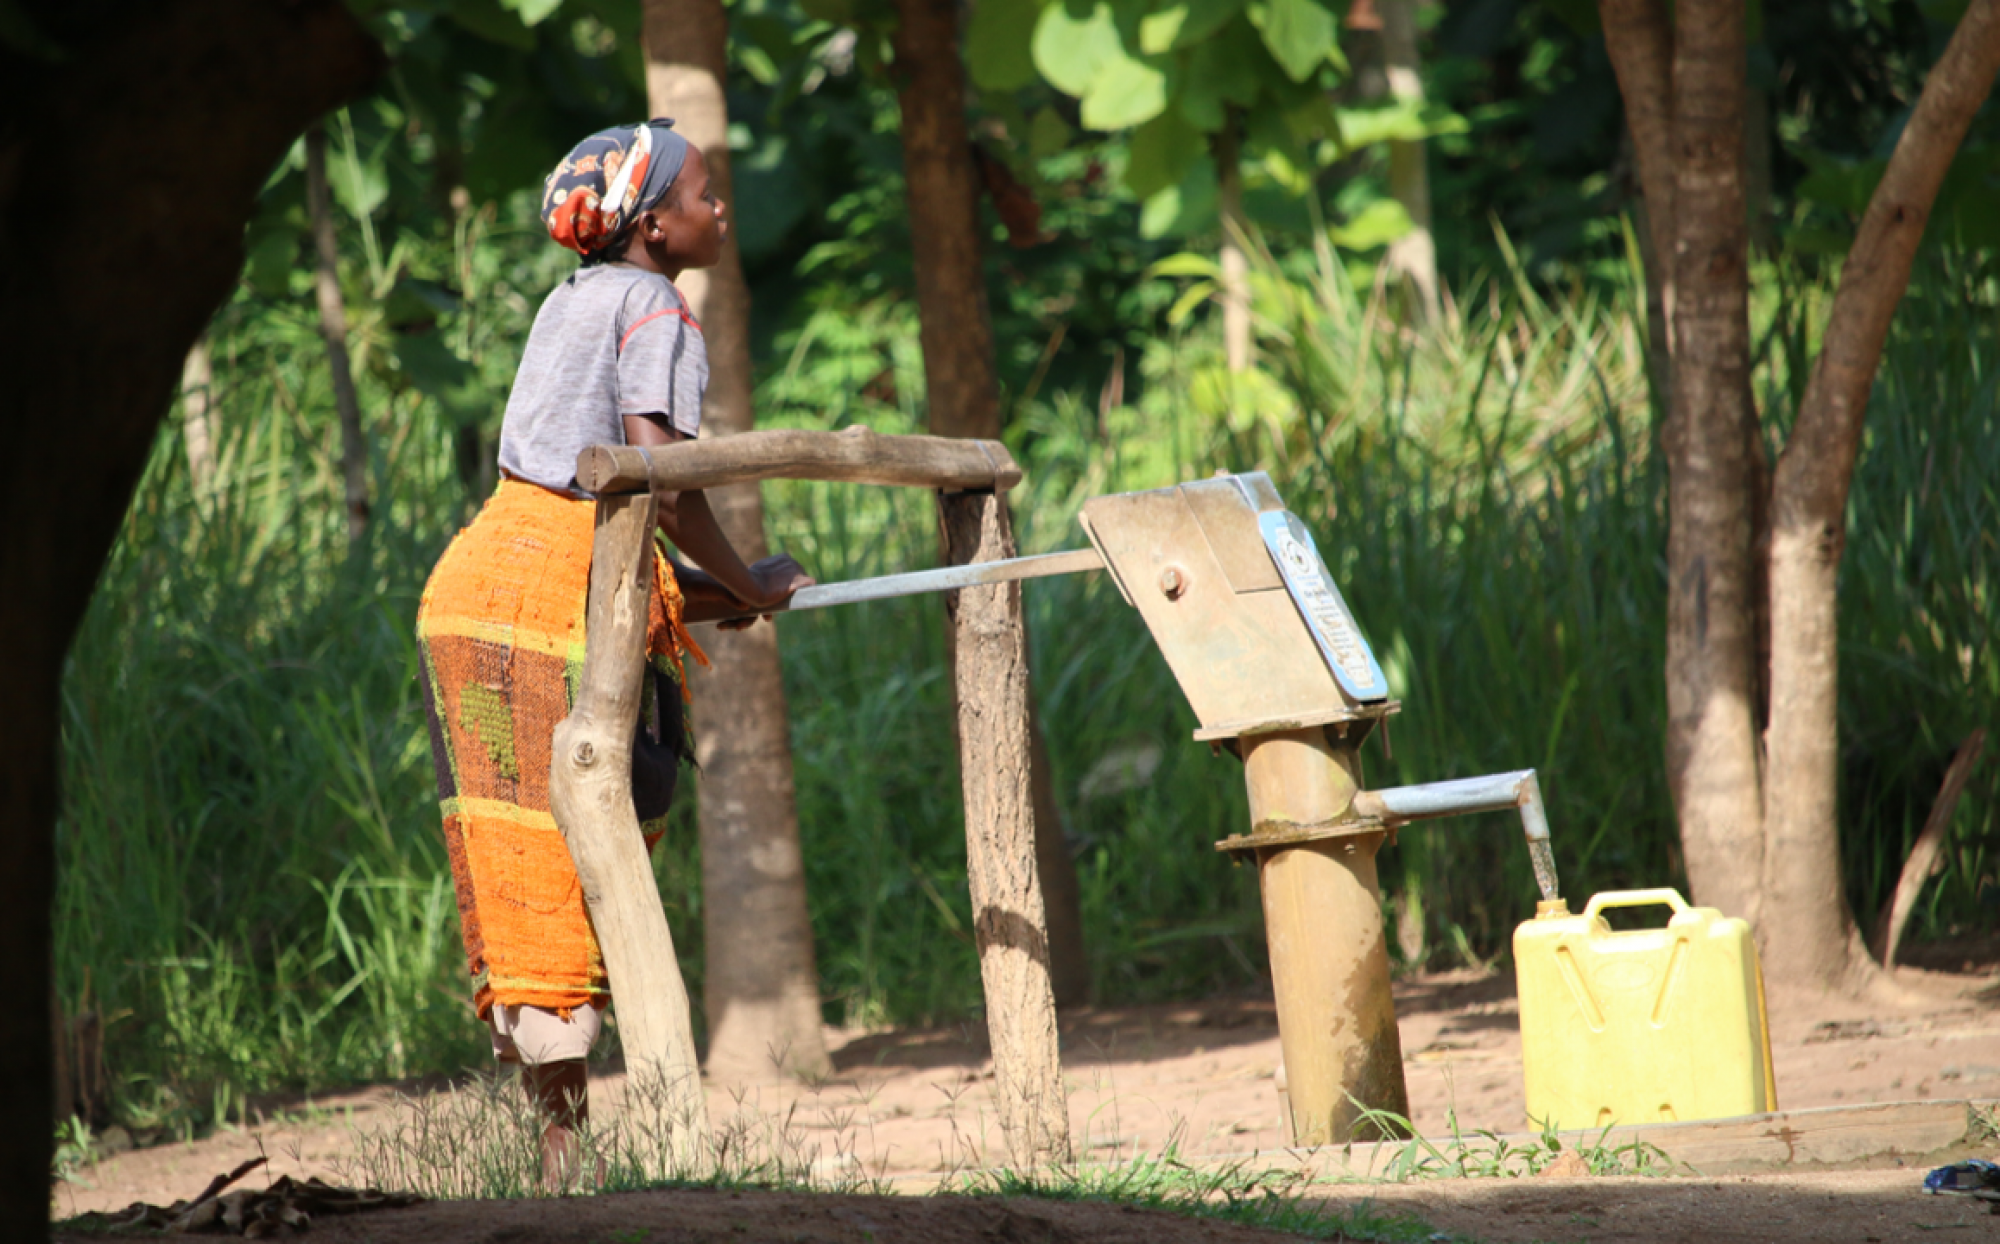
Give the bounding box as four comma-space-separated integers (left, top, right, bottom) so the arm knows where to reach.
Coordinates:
1581, 888, 1690, 924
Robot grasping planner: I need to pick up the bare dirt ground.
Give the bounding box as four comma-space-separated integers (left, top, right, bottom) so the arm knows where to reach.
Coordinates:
52, 955, 2000, 1244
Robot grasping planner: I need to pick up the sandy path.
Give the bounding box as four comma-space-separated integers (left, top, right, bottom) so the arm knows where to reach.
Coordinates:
52, 967, 2000, 1230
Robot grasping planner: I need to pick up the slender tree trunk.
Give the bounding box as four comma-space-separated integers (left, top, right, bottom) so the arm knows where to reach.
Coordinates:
1378, 0, 1439, 323
1762, 0, 2000, 991
645, 0, 832, 1083
890, 0, 1002, 440
1214, 119, 1252, 373
1661, 0, 1765, 923
891, 0, 1091, 1005
304, 123, 370, 544
0, 3, 379, 1236
1599, 0, 1677, 414
180, 335, 217, 493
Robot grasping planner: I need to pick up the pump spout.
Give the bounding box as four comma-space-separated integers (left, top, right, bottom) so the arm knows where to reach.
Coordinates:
1350, 769, 1561, 903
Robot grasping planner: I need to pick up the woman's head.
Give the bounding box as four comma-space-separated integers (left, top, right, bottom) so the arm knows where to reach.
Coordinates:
541, 120, 726, 274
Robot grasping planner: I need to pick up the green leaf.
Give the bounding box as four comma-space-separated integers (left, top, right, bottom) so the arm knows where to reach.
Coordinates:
1148, 252, 1223, 279
329, 151, 389, 222
1177, 72, 1225, 130
242, 227, 298, 299
1252, 0, 1335, 83
969, 0, 1044, 90
1139, 156, 1219, 238
1795, 153, 1886, 216
1138, 0, 1244, 53
1166, 279, 1217, 325
1029, 106, 1075, 157
1032, 1, 1124, 96
1334, 99, 1466, 149
1082, 54, 1170, 130
1124, 110, 1200, 197
499, 0, 564, 25
1282, 94, 1339, 143
1328, 197, 1414, 250
1176, 16, 1266, 130
1259, 146, 1311, 196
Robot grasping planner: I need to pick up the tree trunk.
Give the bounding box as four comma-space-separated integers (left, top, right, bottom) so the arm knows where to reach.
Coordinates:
0, 3, 379, 1236
1661, 0, 1766, 924
644, 0, 832, 1083
1378, 0, 1439, 323
890, 0, 1002, 440
939, 490, 1071, 1169
304, 123, 370, 544
1762, 0, 2000, 991
181, 336, 217, 493
1214, 119, 1252, 374
1598, 0, 1677, 413
891, 0, 1090, 1006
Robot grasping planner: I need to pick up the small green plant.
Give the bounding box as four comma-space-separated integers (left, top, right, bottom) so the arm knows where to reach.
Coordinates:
51, 1116, 98, 1187
1337, 1103, 1676, 1181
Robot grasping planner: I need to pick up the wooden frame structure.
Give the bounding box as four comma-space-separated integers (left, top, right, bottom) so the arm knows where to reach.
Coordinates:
549, 426, 1069, 1169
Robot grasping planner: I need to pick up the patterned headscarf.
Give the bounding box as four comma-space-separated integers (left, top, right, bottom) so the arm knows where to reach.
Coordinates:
541, 120, 691, 261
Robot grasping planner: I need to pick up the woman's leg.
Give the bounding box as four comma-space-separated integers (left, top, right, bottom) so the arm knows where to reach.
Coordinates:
522, 1058, 590, 1189
490, 1003, 604, 1190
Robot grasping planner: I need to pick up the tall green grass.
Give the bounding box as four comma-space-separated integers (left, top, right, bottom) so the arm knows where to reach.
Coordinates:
55, 229, 1999, 1139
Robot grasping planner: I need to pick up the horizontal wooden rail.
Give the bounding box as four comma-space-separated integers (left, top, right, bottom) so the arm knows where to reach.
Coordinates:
577, 426, 1021, 495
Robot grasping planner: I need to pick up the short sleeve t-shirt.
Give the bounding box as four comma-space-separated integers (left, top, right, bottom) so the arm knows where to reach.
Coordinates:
497, 264, 706, 495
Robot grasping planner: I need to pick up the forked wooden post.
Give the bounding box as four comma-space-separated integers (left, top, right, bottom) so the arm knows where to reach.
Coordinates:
548, 493, 710, 1166
561, 430, 1062, 1170
937, 489, 1072, 1169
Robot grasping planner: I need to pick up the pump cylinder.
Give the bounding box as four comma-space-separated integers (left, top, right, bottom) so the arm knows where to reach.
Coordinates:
1242, 728, 1410, 1145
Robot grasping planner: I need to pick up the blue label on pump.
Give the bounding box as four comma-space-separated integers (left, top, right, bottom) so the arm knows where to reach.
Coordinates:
1258, 511, 1390, 702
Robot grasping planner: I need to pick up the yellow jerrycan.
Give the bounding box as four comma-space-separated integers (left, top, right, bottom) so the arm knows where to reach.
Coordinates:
1514, 888, 1777, 1130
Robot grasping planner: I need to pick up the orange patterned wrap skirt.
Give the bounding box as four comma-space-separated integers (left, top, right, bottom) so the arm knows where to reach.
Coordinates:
415, 479, 700, 1019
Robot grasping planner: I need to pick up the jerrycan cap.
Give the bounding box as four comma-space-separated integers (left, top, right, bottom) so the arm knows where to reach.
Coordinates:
1535, 898, 1571, 919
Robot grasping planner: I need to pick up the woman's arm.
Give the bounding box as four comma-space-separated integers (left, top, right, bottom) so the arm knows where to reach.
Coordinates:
621, 414, 813, 611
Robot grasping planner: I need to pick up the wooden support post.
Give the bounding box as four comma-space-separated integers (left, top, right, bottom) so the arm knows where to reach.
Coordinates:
549, 493, 710, 1167
937, 489, 1071, 1170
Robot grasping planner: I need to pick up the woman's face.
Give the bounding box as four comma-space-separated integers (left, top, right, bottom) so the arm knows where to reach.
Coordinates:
643, 146, 727, 272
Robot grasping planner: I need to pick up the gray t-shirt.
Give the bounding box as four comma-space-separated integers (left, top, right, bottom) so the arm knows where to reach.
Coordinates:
497, 264, 707, 494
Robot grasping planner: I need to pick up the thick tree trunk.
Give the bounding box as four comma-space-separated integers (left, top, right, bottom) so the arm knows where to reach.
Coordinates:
939, 491, 1071, 1169
1762, 0, 2000, 992
1598, 0, 1677, 412
1378, 0, 1440, 323
0, 3, 379, 1236
890, 0, 1090, 1006
304, 123, 371, 544
1661, 0, 1766, 923
644, 0, 832, 1083
181, 336, 217, 493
